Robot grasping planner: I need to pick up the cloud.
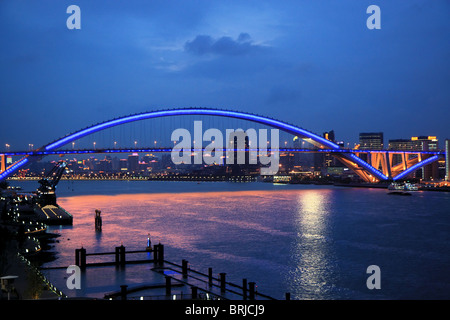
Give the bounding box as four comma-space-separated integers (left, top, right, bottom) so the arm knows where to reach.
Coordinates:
184, 33, 264, 56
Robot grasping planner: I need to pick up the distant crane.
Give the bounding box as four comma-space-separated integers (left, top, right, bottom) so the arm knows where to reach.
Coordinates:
36, 161, 67, 206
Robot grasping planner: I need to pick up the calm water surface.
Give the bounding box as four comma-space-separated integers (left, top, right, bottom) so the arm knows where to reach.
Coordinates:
11, 180, 450, 299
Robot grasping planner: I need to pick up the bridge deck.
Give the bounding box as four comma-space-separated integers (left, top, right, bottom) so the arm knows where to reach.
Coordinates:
1, 148, 445, 156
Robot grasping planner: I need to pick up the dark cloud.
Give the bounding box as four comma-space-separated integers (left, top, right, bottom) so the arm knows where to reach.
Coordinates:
184, 33, 264, 56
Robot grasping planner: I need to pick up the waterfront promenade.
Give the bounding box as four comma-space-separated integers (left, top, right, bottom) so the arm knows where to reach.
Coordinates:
1, 240, 59, 300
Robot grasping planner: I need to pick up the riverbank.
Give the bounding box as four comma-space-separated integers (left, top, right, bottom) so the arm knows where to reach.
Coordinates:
0, 238, 60, 300
0, 217, 63, 300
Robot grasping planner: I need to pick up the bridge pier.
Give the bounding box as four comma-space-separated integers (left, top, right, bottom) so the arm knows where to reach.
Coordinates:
75, 247, 86, 270
208, 267, 213, 285
248, 282, 256, 300
191, 286, 198, 299
242, 278, 248, 300
115, 245, 126, 266
95, 209, 102, 231
165, 276, 172, 296
120, 285, 128, 300
182, 259, 188, 278
153, 243, 164, 263
219, 272, 226, 293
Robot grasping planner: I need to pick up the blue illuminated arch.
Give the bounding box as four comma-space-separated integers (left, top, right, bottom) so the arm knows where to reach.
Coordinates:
392, 155, 440, 181
1, 108, 390, 180
44, 108, 341, 151
0, 158, 29, 181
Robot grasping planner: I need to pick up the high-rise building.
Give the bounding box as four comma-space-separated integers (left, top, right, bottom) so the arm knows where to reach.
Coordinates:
411, 136, 439, 181
119, 159, 128, 172
359, 132, 384, 150
445, 139, 450, 182
0, 155, 5, 173
388, 139, 417, 150
127, 153, 139, 172
293, 136, 302, 167
411, 136, 438, 151
111, 157, 120, 172
323, 130, 335, 142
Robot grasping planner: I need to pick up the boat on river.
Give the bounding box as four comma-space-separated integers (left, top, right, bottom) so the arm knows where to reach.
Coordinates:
387, 182, 419, 196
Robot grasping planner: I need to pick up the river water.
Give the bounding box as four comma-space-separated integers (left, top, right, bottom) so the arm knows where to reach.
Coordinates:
10, 180, 450, 299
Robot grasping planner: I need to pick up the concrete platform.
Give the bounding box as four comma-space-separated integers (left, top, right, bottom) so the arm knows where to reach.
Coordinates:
33, 205, 73, 225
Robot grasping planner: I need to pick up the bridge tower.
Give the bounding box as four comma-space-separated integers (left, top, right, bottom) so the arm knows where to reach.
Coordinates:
0, 155, 5, 174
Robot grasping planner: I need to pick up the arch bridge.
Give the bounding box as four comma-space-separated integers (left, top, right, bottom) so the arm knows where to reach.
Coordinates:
0, 108, 444, 183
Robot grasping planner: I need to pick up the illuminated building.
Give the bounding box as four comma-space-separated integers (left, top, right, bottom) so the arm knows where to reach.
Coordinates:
359, 132, 384, 150
127, 153, 139, 172
388, 139, 418, 150
119, 159, 128, 172
323, 130, 335, 142
411, 136, 439, 181
411, 136, 438, 151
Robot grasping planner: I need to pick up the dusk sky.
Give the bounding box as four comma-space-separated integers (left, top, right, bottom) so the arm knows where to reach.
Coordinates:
1, 0, 449, 150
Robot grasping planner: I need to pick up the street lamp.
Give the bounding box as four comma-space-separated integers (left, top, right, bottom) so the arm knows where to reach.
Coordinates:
93, 142, 96, 149
5, 144, 10, 151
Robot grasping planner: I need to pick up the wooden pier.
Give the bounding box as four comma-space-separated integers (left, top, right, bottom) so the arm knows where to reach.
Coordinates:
69, 244, 277, 301
74, 243, 164, 269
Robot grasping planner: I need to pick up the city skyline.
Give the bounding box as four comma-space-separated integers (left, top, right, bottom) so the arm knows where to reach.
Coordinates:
1, 0, 449, 151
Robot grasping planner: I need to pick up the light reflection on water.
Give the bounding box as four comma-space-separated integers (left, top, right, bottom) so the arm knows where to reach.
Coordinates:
289, 190, 336, 299
50, 190, 297, 266
11, 180, 450, 299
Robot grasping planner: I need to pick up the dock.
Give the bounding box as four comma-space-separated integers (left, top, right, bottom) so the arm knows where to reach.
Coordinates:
33, 204, 73, 225
41, 243, 278, 301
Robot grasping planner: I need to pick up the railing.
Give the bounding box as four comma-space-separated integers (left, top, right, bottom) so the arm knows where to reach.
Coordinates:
72, 245, 278, 301
74, 244, 163, 268
1, 147, 445, 156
